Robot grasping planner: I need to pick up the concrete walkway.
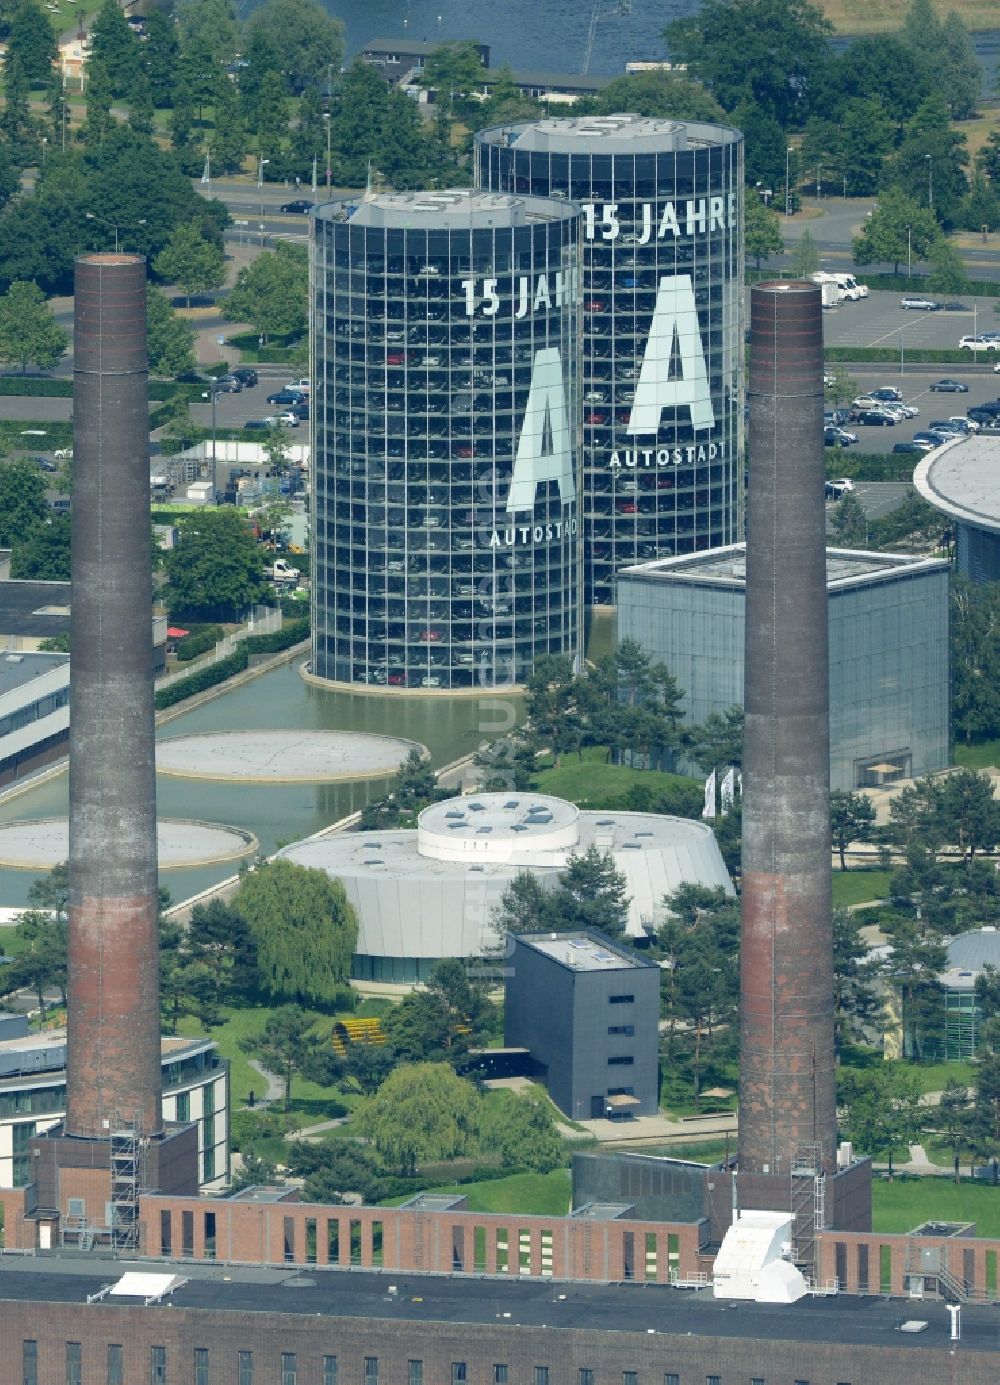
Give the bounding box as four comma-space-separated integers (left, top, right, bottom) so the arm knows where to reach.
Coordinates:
248, 1059, 284, 1107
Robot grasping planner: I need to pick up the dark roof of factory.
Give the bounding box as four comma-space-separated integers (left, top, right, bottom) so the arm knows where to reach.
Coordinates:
0, 580, 71, 638
0, 1259, 994, 1354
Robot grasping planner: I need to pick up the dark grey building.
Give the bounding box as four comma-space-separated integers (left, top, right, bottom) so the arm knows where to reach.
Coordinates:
617, 545, 950, 792
311, 189, 582, 691
505, 931, 659, 1119
475, 114, 744, 605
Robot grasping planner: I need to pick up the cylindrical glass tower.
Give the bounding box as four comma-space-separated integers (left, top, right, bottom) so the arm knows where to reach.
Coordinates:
476, 115, 744, 606
312, 190, 582, 691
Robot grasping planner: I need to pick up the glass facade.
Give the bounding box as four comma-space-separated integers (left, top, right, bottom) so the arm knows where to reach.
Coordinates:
616, 549, 949, 792
476, 115, 744, 605
312, 189, 582, 690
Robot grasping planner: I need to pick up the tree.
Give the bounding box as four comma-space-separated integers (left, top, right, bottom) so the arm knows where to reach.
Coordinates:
789, 228, 819, 278
88, 0, 141, 99
926, 237, 972, 294
830, 489, 866, 548
244, 0, 344, 94
208, 75, 248, 175
938, 11, 981, 120
0, 143, 18, 215
164, 509, 267, 620
185, 897, 258, 1002
587, 70, 725, 122
0, 457, 47, 546
240, 1005, 316, 1110
493, 869, 553, 936
226, 241, 307, 343
745, 194, 783, 270
154, 220, 226, 307
548, 846, 631, 938
959, 171, 1000, 236
356, 1062, 481, 1175
482, 1089, 564, 1172
248, 70, 288, 158
78, 56, 115, 150
341, 1044, 396, 1096
419, 41, 487, 118
128, 72, 155, 139
951, 579, 1000, 745
664, 0, 833, 130
879, 917, 946, 1062
830, 790, 876, 872
4, 907, 66, 1013
685, 707, 743, 774
839, 1065, 923, 1175
0, 278, 68, 373
838, 100, 895, 197
832, 908, 880, 1053
176, 0, 238, 71
889, 97, 970, 230
147, 285, 196, 377
142, 9, 179, 108
935, 769, 1000, 859
383, 988, 454, 1063
232, 857, 358, 1005
658, 886, 739, 1100
853, 185, 939, 275
4, 0, 56, 87
0, 56, 40, 166
937, 1079, 977, 1181
11, 513, 70, 580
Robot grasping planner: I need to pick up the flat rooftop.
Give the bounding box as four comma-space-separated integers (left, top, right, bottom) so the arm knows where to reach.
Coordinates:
317, 190, 571, 230
913, 434, 1000, 533
617, 544, 949, 592
0, 580, 70, 640
0, 1258, 993, 1355
0, 650, 68, 701
478, 113, 740, 155
419, 792, 577, 843
520, 932, 651, 972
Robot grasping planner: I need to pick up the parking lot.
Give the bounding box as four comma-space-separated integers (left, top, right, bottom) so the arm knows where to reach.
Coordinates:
819, 288, 1000, 353
830, 363, 999, 446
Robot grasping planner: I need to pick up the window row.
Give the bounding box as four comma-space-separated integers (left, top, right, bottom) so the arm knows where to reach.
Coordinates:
23, 1345, 844, 1385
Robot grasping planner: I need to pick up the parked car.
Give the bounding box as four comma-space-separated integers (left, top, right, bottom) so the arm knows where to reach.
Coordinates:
855, 409, 896, 426
231, 367, 258, 387
929, 378, 968, 392
928, 419, 966, 436
266, 388, 305, 406
912, 430, 951, 447
893, 440, 934, 454
941, 301, 968, 311
872, 387, 903, 402
824, 426, 859, 447
900, 296, 940, 310
32, 456, 58, 472
959, 336, 999, 350
213, 374, 243, 393
263, 412, 300, 428
279, 199, 313, 214
825, 478, 855, 499
243, 419, 269, 430
824, 409, 851, 428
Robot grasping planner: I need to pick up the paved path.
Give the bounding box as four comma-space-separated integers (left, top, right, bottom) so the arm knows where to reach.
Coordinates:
248, 1059, 284, 1107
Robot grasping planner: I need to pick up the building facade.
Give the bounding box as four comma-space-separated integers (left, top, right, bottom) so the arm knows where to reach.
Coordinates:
279, 792, 733, 983
475, 115, 744, 605
0, 652, 69, 789
616, 547, 950, 792
505, 931, 660, 1119
312, 190, 582, 691
0, 1023, 229, 1192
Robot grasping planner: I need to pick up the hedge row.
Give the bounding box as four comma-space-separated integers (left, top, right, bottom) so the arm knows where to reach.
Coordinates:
825, 345, 989, 365
175, 624, 225, 661
154, 645, 249, 709
0, 376, 72, 397
825, 450, 919, 482
244, 616, 309, 655
860, 274, 1000, 300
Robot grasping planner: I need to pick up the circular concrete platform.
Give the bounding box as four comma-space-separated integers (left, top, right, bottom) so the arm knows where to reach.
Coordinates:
155, 730, 425, 783
0, 819, 258, 871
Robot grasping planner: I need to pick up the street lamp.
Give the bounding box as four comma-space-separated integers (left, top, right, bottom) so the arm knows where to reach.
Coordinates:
323, 112, 332, 192
257, 155, 269, 189
816, 163, 823, 201
84, 212, 147, 253
785, 146, 793, 217
926, 154, 933, 212
906, 224, 912, 282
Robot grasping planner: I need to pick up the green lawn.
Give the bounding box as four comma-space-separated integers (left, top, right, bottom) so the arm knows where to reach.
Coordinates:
831, 869, 893, 907
532, 746, 695, 808
954, 740, 1000, 771
872, 1177, 1000, 1237
383, 1169, 572, 1216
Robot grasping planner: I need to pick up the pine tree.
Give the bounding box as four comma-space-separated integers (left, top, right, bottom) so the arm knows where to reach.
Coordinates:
142, 9, 179, 108
78, 56, 114, 149
5, 0, 56, 87
0, 57, 40, 165
209, 76, 248, 175
128, 72, 155, 138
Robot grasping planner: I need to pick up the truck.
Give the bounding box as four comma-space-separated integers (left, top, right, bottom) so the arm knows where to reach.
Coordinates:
810, 271, 869, 302
819, 281, 840, 309
266, 557, 300, 583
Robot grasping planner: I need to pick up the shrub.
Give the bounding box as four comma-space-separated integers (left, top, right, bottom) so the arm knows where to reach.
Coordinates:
244, 616, 309, 655
154, 645, 249, 709
174, 624, 224, 661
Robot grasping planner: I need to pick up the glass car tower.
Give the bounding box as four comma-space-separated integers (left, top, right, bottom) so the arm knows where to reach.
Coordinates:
476, 115, 744, 605
312, 190, 583, 691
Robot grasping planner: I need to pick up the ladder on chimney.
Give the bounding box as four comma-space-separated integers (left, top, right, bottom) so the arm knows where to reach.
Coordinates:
109, 1113, 147, 1255
790, 1145, 826, 1273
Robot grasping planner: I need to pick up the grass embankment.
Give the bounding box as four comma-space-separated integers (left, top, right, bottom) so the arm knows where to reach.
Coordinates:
533, 746, 694, 809
819, 0, 996, 34
831, 869, 893, 907
382, 1169, 572, 1215
954, 740, 1000, 772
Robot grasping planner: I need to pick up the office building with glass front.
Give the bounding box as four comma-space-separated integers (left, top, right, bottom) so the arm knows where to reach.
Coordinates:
475, 115, 744, 605
616, 546, 950, 792
312, 189, 582, 691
